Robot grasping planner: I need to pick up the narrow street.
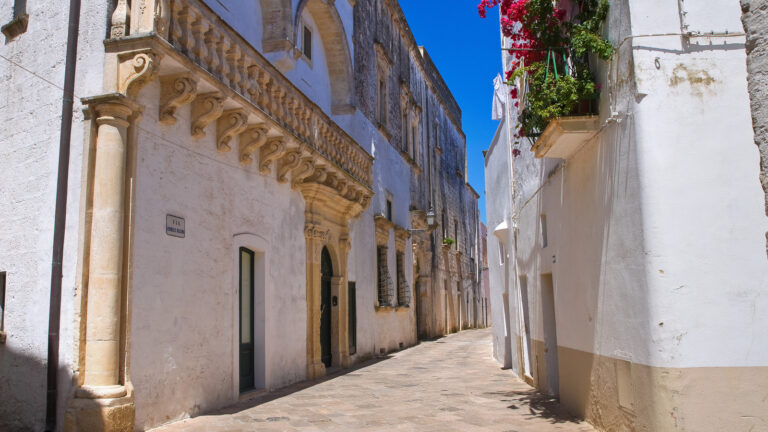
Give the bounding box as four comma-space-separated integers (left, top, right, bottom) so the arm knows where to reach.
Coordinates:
152, 329, 593, 432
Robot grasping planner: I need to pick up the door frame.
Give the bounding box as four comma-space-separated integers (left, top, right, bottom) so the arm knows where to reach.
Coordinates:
232, 233, 268, 398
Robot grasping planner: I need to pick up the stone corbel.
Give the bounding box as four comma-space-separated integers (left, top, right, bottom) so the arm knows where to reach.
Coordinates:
394, 226, 411, 252
238, 124, 269, 165
306, 166, 328, 184
259, 137, 287, 174
191, 93, 225, 138
118, 50, 161, 99
291, 157, 316, 188
159, 74, 197, 125
277, 148, 303, 183
216, 109, 249, 152
359, 193, 372, 210
374, 215, 395, 245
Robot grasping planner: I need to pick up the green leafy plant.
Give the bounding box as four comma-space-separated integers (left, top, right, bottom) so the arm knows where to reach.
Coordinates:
480, 0, 613, 138
442, 237, 455, 246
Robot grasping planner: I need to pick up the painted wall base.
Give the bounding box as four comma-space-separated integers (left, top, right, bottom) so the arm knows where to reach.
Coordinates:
558, 346, 768, 432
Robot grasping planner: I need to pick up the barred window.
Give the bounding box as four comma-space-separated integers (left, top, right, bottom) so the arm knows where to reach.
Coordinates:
377, 246, 393, 306
396, 251, 410, 306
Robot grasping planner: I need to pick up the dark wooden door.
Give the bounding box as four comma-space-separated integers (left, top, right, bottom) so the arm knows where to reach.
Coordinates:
348, 282, 357, 355
320, 247, 333, 368
239, 248, 255, 392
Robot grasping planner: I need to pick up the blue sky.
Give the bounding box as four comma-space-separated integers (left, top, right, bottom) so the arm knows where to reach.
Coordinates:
399, 1, 502, 224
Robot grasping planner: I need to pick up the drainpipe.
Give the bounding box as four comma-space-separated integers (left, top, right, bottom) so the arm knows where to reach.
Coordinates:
46, 0, 81, 430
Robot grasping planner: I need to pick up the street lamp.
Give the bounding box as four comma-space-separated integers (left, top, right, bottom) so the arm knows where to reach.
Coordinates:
409, 207, 437, 233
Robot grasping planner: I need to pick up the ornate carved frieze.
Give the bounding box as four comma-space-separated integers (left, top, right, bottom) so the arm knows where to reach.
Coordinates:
259, 137, 287, 174
304, 224, 331, 241
238, 124, 269, 165
190, 92, 225, 138
216, 109, 248, 152
159, 74, 197, 125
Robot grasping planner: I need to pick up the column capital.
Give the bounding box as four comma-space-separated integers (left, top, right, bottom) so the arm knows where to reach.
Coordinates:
83, 93, 141, 127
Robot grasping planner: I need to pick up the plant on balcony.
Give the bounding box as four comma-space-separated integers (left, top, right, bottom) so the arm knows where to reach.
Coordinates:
479, 0, 613, 138
443, 237, 455, 246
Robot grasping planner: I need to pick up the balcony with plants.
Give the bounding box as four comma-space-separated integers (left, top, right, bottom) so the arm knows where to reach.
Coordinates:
479, 0, 613, 159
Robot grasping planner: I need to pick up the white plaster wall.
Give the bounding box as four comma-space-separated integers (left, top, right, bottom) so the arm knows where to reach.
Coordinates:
484, 119, 518, 368
627, 0, 768, 367
202, 0, 264, 51
129, 81, 308, 430
490, 0, 768, 377
285, 10, 333, 114
0, 0, 107, 429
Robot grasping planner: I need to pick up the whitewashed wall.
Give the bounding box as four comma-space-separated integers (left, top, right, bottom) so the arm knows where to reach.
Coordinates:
0, 0, 107, 429
130, 82, 308, 430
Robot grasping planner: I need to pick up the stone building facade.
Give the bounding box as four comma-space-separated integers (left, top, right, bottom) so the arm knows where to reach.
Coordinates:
0, 0, 479, 430
486, 0, 768, 431
741, 0, 768, 255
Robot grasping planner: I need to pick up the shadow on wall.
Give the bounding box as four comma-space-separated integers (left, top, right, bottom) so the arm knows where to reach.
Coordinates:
0, 344, 76, 432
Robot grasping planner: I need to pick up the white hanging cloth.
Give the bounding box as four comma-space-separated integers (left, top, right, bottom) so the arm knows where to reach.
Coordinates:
492, 74, 506, 121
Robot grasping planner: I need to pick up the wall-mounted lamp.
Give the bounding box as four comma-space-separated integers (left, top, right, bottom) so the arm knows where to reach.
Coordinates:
409, 207, 437, 233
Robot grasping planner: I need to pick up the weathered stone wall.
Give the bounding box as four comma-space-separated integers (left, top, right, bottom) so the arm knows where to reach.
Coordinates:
353, 0, 479, 337
741, 0, 768, 255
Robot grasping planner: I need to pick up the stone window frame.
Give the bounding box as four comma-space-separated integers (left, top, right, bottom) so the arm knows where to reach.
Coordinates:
374, 215, 395, 307
374, 43, 392, 134
394, 226, 411, 307
302, 24, 313, 62
1, 0, 29, 40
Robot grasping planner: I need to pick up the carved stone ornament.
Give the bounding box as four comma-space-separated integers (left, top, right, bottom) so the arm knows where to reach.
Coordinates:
238, 124, 269, 165
118, 50, 161, 99
159, 74, 197, 125
216, 109, 248, 152
110, 0, 129, 38
155, 0, 171, 38
259, 137, 287, 174
304, 225, 330, 241
191, 93, 225, 138
277, 148, 302, 183
291, 157, 316, 187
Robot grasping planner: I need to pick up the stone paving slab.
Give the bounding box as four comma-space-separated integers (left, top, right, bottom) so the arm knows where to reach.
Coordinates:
151, 329, 594, 431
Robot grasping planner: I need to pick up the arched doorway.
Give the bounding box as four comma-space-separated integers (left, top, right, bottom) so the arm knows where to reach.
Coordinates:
320, 247, 333, 368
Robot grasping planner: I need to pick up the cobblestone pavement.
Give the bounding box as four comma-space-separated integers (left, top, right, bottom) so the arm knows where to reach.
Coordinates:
152, 328, 594, 432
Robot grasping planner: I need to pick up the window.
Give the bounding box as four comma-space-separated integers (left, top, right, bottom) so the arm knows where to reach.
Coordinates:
540, 214, 548, 248
499, 243, 505, 265
442, 212, 447, 238
377, 246, 393, 306
348, 282, 357, 355
239, 248, 255, 392
454, 219, 459, 249
302, 25, 312, 60
378, 78, 388, 126
402, 111, 408, 152
0, 272, 6, 342
396, 252, 410, 306
386, 199, 393, 221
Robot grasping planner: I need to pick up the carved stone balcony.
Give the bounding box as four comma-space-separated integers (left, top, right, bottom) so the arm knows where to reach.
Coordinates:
531, 115, 600, 159
106, 0, 373, 213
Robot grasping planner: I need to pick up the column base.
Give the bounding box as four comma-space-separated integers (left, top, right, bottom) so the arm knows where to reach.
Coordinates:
64, 391, 134, 432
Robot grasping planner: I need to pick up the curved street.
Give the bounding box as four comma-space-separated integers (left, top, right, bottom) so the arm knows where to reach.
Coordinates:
152, 329, 593, 432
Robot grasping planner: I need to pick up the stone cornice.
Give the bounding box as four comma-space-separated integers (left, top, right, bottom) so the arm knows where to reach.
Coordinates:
104, 0, 374, 213
108, 0, 374, 195
374, 215, 394, 245
393, 226, 411, 251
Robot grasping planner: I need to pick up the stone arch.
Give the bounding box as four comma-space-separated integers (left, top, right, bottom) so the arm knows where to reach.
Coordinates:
260, 0, 293, 52
294, 0, 355, 114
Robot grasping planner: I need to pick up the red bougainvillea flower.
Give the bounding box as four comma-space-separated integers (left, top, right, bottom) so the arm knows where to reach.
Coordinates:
512, 148, 522, 157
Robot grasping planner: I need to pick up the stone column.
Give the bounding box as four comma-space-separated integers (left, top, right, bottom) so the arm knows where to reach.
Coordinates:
83, 97, 134, 391
304, 227, 325, 380
66, 94, 139, 432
